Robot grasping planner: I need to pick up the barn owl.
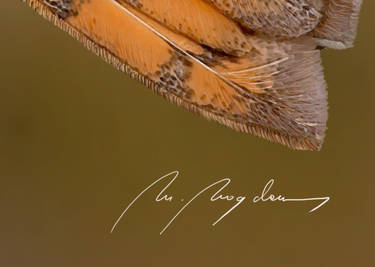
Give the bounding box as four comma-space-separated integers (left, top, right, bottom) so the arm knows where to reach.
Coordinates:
23, 0, 363, 150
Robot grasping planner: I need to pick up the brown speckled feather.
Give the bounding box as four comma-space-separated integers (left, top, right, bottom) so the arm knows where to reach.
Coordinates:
313, 0, 363, 49
204, 0, 324, 37
22, 0, 363, 150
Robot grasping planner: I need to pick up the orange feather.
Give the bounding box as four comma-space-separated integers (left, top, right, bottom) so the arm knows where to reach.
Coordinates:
22, 0, 363, 150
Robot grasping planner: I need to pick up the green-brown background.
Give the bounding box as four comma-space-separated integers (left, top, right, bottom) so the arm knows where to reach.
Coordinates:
1, 1, 374, 266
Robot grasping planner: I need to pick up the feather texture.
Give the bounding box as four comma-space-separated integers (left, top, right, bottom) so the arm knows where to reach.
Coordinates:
204, 0, 323, 37
119, 0, 253, 56
22, 0, 363, 150
313, 0, 363, 49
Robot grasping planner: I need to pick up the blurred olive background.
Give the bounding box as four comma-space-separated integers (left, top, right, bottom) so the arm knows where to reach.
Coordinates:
1, 1, 374, 267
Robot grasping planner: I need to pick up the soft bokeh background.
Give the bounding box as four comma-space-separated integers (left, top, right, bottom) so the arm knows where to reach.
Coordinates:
1, 1, 374, 267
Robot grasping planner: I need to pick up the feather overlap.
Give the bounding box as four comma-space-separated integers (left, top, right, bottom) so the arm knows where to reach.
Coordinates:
22, 0, 363, 150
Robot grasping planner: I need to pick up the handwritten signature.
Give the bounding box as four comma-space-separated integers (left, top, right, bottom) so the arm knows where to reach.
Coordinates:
110, 171, 330, 235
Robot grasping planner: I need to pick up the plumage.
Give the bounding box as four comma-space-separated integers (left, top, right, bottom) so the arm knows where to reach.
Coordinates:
204, 0, 323, 38
313, 0, 363, 49
22, 0, 363, 150
119, 0, 253, 55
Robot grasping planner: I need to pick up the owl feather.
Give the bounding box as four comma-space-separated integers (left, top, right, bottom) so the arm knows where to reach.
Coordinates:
22, 0, 363, 150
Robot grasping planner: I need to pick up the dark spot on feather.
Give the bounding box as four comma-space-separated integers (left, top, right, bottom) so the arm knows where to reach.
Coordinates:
155, 52, 194, 99
43, 0, 79, 18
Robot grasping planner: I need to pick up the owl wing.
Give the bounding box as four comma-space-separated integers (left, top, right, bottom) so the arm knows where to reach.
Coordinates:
23, 0, 361, 150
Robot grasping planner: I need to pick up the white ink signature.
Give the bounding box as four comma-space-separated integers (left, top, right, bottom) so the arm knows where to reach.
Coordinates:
110, 171, 330, 235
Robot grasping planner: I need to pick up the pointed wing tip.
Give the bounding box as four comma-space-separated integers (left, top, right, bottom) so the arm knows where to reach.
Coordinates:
168, 95, 326, 151
217, 119, 325, 152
